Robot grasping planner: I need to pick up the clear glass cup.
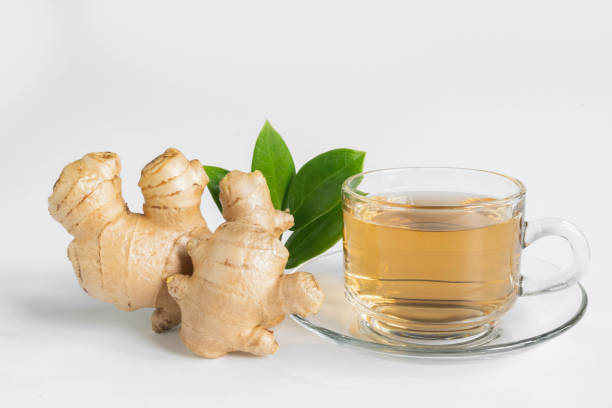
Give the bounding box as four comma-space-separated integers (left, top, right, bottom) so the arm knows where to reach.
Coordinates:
342, 167, 590, 345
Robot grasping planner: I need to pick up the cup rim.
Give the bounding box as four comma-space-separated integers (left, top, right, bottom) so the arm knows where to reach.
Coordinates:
342, 166, 526, 209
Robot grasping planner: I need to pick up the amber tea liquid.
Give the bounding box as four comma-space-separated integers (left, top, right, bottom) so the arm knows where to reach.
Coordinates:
343, 191, 522, 337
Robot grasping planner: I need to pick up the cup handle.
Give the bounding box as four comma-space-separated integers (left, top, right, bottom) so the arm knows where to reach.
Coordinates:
520, 218, 590, 296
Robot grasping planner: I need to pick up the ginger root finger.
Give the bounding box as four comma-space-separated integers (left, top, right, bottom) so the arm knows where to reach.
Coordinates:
49, 148, 211, 332
168, 170, 324, 358
219, 170, 293, 237
279, 272, 324, 317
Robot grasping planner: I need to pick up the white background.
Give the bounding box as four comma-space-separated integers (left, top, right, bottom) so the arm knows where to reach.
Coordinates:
1, 1, 611, 407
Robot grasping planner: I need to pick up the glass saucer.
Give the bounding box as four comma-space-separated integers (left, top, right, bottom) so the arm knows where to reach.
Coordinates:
290, 250, 588, 358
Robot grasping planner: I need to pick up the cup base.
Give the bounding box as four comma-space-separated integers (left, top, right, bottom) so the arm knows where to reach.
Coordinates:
358, 314, 500, 347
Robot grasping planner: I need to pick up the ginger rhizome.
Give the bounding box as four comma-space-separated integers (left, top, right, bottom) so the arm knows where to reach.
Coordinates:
167, 170, 324, 358
49, 148, 211, 332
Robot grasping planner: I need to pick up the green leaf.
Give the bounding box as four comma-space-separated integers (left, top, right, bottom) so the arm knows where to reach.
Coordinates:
285, 203, 343, 269
203, 165, 229, 213
251, 120, 295, 210
284, 148, 365, 230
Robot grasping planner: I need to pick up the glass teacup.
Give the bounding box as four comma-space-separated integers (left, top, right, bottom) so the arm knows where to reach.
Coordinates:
342, 167, 590, 344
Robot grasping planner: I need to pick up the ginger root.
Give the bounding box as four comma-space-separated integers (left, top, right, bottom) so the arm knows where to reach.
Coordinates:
49, 148, 211, 332
167, 170, 324, 358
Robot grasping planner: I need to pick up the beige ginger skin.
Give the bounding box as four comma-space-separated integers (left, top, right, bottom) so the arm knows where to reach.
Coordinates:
167, 170, 324, 358
49, 148, 211, 333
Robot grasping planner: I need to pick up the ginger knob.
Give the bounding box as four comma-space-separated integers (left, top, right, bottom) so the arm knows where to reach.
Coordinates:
167, 170, 324, 358
49, 148, 211, 333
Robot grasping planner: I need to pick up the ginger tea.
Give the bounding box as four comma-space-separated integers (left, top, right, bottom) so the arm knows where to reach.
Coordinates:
343, 191, 522, 335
